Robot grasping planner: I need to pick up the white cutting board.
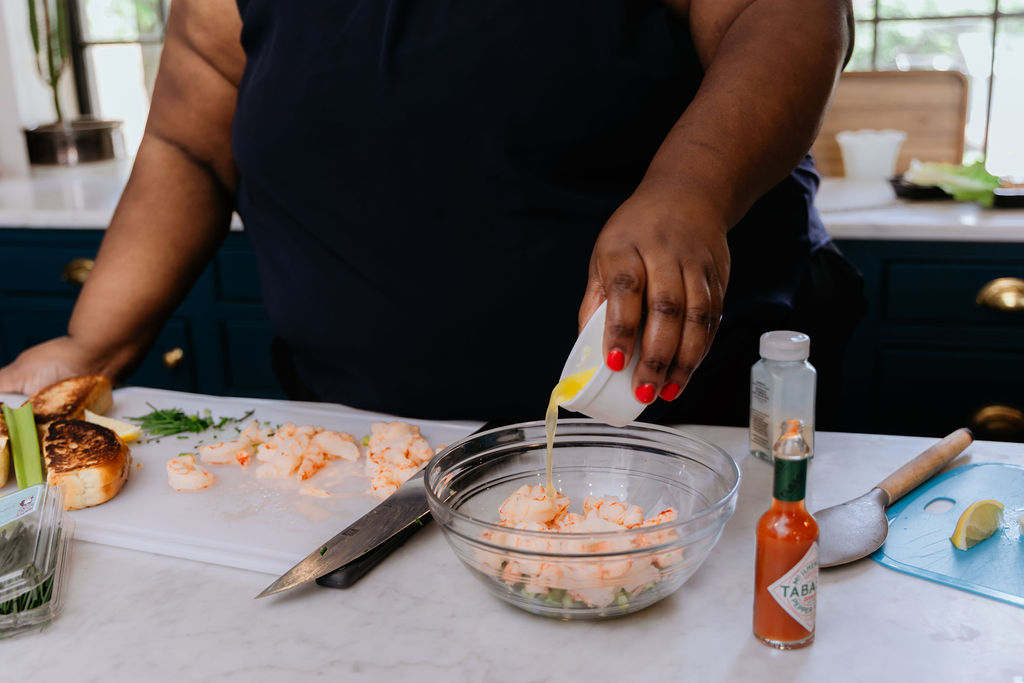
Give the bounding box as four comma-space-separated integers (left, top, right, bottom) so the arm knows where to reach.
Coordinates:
0, 387, 482, 575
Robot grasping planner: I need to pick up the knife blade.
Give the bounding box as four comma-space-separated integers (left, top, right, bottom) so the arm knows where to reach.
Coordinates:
255, 469, 431, 598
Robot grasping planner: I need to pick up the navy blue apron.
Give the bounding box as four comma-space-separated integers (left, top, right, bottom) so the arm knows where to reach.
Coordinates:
231, 0, 840, 424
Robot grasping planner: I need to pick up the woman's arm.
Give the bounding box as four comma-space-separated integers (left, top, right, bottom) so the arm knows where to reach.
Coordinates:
0, 0, 245, 395
582, 0, 853, 404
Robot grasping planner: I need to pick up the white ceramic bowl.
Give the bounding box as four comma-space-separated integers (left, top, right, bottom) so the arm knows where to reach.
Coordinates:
559, 301, 643, 427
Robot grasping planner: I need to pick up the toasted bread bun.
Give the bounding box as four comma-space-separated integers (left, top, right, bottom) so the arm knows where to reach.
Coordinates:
44, 419, 129, 511
30, 374, 113, 425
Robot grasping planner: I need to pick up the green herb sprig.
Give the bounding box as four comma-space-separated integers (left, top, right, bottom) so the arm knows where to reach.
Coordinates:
0, 523, 57, 615
129, 404, 255, 437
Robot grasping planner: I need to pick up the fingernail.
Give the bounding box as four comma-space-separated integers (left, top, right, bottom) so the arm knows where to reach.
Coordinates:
659, 382, 681, 402
606, 349, 625, 372
635, 383, 656, 404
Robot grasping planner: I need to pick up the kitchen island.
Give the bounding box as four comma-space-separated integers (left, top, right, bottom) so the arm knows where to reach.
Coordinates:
4, 424, 1021, 682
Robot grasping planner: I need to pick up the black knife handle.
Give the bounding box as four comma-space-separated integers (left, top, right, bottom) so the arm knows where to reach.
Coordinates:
315, 513, 432, 589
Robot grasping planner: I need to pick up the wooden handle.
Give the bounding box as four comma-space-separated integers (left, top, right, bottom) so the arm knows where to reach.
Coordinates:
876, 428, 974, 504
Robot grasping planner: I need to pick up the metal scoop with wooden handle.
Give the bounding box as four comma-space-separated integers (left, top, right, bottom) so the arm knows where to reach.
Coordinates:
815, 428, 974, 568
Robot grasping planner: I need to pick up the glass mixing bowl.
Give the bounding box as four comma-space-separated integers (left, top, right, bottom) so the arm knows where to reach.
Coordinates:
424, 420, 740, 620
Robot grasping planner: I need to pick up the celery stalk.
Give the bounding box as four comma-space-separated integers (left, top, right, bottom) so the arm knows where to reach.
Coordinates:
2, 403, 44, 489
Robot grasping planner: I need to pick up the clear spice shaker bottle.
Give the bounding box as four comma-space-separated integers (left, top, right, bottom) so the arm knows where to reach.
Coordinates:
749, 331, 816, 462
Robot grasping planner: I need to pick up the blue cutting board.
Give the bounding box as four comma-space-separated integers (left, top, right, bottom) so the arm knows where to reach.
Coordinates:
872, 462, 1024, 608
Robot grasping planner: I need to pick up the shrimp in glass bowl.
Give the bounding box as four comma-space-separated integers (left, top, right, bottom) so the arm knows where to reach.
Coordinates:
424, 420, 740, 620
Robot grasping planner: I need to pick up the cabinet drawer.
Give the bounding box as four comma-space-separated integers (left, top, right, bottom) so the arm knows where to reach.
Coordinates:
0, 240, 101, 296
1, 308, 74, 362
871, 347, 1024, 441
883, 261, 1024, 325
124, 319, 195, 392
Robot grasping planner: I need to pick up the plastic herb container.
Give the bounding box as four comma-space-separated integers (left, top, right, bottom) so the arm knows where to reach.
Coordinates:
0, 484, 74, 639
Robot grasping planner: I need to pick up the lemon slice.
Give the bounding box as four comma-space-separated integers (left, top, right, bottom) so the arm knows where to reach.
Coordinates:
950, 499, 1004, 550
84, 409, 142, 443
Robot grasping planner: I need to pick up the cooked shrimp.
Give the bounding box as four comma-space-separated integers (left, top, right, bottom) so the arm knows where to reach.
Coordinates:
296, 451, 328, 481
488, 485, 681, 607
198, 439, 252, 465
256, 450, 302, 478
498, 484, 568, 526
312, 430, 359, 461
239, 420, 273, 445
642, 508, 678, 527
365, 421, 435, 499
583, 495, 644, 528
166, 454, 215, 491
568, 586, 618, 609
299, 487, 331, 498
634, 508, 681, 550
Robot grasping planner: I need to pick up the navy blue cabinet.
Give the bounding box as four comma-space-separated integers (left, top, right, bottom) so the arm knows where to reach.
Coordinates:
836, 239, 1024, 442
0, 228, 284, 399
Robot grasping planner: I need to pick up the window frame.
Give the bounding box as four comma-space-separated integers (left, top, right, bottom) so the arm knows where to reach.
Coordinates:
63, 1, 1023, 161
853, 0, 1024, 158
67, 0, 168, 118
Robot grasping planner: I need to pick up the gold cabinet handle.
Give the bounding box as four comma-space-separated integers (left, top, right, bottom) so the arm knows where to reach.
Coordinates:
976, 277, 1024, 312
61, 258, 95, 285
969, 405, 1024, 441
163, 347, 185, 369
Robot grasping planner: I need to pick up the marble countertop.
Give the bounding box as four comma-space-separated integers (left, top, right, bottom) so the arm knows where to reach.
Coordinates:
0, 160, 244, 230
1, 163, 1022, 241
6, 424, 1022, 682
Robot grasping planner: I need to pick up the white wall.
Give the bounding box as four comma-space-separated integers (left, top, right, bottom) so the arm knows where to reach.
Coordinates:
0, 1, 29, 177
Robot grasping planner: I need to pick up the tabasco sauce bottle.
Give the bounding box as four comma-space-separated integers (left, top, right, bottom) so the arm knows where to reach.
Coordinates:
753, 419, 818, 649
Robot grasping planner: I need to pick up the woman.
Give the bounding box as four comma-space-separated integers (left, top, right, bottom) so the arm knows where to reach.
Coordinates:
0, 0, 862, 427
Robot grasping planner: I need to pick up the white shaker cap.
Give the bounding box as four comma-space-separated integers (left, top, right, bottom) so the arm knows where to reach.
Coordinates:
759, 330, 811, 361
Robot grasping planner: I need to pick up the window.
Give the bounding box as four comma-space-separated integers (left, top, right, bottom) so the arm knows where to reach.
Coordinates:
67, 1, 1023, 177
69, 0, 168, 153
849, 0, 1024, 178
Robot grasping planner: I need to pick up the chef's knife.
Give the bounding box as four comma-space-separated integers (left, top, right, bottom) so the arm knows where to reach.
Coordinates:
255, 419, 509, 598
255, 468, 432, 598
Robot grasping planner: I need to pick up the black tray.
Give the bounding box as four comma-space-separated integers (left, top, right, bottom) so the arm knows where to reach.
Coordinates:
889, 174, 951, 200
993, 188, 1024, 209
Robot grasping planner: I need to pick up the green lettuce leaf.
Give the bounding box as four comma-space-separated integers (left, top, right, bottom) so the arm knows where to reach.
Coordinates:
903, 161, 1001, 207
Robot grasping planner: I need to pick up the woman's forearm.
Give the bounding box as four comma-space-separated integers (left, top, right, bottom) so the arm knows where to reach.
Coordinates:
647, 0, 853, 225
66, 0, 245, 381
66, 136, 235, 380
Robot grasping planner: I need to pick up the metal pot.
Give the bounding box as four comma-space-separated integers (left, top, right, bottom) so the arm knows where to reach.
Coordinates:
23, 119, 125, 165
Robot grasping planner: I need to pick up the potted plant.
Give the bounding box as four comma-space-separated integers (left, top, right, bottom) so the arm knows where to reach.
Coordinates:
22, 0, 124, 165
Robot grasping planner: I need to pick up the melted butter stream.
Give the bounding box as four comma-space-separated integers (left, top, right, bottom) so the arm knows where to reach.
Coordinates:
544, 366, 597, 500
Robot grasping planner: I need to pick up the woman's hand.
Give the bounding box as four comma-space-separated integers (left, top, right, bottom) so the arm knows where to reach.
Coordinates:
579, 0, 851, 406
0, 337, 108, 396
579, 185, 730, 405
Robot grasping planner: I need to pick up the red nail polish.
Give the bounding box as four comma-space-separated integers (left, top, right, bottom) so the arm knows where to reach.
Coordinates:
659, 382, 681, 402
606, 349, 625, 372
635, 383, 656, 404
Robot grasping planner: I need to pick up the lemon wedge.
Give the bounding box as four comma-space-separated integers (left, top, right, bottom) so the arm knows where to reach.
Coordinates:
84, 409, 142, 443
950, 499, 1004, 550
